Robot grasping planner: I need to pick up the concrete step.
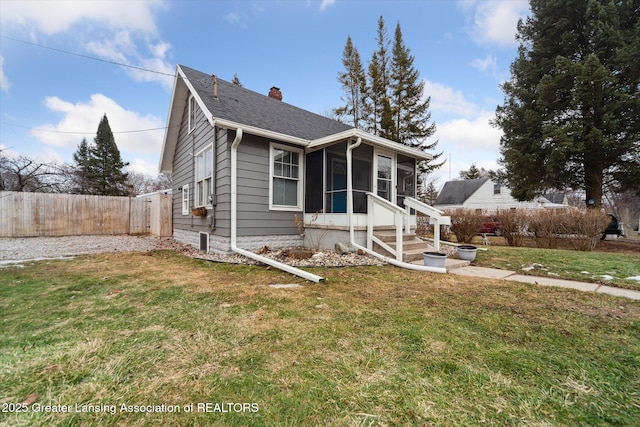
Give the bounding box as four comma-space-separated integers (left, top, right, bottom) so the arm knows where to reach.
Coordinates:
373, 238, 430, 263
374, 231, 417, 243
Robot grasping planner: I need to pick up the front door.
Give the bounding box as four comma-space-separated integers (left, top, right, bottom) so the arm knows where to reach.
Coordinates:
375, 152, 393, 202
396, 155, 415, 208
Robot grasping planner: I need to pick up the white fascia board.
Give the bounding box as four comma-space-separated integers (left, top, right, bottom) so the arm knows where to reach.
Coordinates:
307, 128, 433, 161
158, 66, 183, 174
213, 118, 310, 147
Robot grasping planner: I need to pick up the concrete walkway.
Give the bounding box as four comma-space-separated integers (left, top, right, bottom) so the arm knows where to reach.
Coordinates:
448, 262, 640, 300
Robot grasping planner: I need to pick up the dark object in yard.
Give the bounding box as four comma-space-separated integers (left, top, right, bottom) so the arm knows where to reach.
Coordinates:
601, 214, 624, 240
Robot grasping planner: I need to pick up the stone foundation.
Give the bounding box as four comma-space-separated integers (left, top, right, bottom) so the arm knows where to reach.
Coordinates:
173, 229, 304, 254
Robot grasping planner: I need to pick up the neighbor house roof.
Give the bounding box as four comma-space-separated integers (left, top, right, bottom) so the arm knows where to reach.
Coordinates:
159, 65, 432, 173
542, 192, 566, 204
434, 178, 490, 205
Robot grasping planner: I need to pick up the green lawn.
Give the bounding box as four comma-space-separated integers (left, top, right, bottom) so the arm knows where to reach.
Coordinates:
1, 251, 639, 426
471, 245, 640, 291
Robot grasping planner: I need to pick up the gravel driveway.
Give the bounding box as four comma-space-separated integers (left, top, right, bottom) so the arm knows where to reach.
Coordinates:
0, 235, 177, 261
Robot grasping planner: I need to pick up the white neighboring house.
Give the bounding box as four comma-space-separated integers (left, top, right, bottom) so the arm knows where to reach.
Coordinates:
433, 178, 568, 212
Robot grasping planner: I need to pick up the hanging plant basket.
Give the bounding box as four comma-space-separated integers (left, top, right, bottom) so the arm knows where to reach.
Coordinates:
192, 207, 207, 217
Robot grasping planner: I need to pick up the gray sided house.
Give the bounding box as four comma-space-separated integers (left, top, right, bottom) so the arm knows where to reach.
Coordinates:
159, 65, 444, 268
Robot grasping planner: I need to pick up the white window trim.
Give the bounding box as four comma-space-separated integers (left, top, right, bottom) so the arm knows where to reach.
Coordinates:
194, 144, 214, 208
188, 95, 196, 134
373, 149, 396, 203
181, 184, 190, 215
269, 142, 304, 211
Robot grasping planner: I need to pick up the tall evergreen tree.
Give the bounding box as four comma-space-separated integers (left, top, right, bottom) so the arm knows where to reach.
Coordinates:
72, 137, 91, 194
77, 114, 130, 196
334, 36, 367, 128
494, 0, 640, 207
365, 16, 393, 136
389, 21, 441, 174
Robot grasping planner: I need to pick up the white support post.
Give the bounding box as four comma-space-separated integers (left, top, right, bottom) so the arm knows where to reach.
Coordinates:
395, 211, 403, 261
367, 195, 374, 251
433, 219, 440, 252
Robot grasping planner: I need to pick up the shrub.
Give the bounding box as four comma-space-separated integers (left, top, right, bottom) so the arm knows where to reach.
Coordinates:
564, 209, 610, 251
446, 209, 486, 243
493, 209, 529, 247
528, 210, 566, 248
527, 209, 610, 251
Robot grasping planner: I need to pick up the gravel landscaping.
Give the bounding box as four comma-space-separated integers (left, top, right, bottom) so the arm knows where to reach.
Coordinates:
0, 235, 386, 267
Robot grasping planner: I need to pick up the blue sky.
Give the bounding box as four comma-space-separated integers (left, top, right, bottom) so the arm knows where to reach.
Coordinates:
0, 0, 530, 189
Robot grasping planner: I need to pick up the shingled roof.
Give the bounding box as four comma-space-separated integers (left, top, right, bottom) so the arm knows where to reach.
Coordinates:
434, 178, 490, 205
180, 65, 352, 140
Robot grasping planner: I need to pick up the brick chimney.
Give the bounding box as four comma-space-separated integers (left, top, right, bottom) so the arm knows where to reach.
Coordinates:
268, 86, 282, 101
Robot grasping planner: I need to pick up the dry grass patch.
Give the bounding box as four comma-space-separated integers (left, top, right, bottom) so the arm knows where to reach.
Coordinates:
1, 251, 639, 426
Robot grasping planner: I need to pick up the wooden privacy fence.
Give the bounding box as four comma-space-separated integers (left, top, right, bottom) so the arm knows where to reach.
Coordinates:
0, 191, 172, 238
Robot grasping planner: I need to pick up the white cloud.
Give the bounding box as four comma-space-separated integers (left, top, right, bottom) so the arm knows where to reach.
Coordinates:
223, 12, 241, 25
85, 34, 174, 89
1, 0, 165, 35
0, 56, 10, 92
2, 1, 173, 89
129, 158, 159, 176
423, 79, 478, 117
460, 0, 529, 47
32, 94, 164, 155
319, 0, 336, 11
470, 54, 497, 73
436, 111, 502, 151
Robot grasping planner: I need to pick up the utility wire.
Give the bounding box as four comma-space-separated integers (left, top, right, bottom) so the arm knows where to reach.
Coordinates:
0, 35, 175, 78
0, 35, 216, 86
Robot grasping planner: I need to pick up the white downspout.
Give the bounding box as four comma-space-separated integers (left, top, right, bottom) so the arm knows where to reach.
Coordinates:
346, 138, 446, 274
230, 127, 324, 283
346, 137, 362, 245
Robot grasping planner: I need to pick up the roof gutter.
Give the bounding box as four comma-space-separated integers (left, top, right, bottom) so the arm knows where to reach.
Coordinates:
229, 125, 324, 283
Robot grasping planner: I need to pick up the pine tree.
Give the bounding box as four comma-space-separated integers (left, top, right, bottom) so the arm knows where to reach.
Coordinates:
494, 0, 640, 207
72, 138, 91, 194
459, 164, 485, 180
365, 16, 392, 136
334, 36, 368, 129
83, 114, 130, 196
389, 21, 441, 174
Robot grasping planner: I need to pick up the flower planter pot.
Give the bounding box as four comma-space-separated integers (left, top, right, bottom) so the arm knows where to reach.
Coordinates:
457, 245, 477, 262
423, 251, 447, 268
192, 207, 207, 217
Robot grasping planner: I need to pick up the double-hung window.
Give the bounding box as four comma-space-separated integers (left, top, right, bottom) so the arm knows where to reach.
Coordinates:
195, 145, 213, 207
270, 143, 303, 210
181, 184, 190, 215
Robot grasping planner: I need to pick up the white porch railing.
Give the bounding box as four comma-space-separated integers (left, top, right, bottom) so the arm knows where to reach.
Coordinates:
403, 197, 451, 252
365, 194, 451, 259
367, 193, 407, 261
